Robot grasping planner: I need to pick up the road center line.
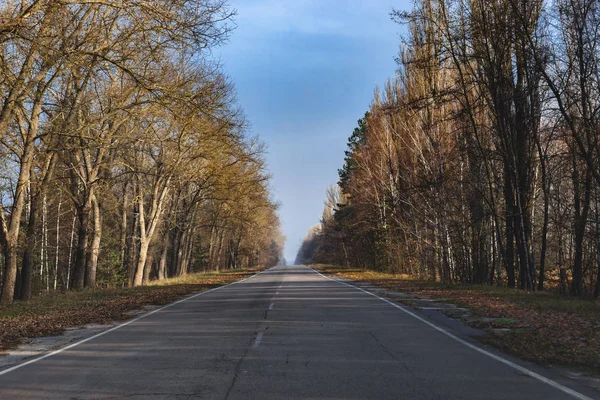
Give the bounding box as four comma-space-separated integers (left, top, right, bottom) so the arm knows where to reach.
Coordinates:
0, 267, 273, 378
306, 266, 593, 400
252, 331, 264, 348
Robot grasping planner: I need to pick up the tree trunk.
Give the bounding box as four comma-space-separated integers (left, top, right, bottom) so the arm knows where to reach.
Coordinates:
594, 197, 600, 299
85, 194, 101, 288
71, 201, 91, 290
132, 180, 169, 286
119, 185, 128, 276
0, 152, 36, 302
0, 68, 49, 303
132, 184, 148, 287
169, 227, 180, 277
19, 199, 37, 300
536, 137, 549, 291
133, 238, 150, 286
1, 242, 18, 303
183, 228, 195, 273
42, 194, 48, 292
537, 193, 549, 291
54, 195, 61, 291
142, 252, 153, 285
158, 239, 168, 280
572, 184, 591, 296
128, 199, 139, 287
571, 153, 592, 296
503, 169, 516, 287
175, 228, 188, 276
67, 215, 76, 290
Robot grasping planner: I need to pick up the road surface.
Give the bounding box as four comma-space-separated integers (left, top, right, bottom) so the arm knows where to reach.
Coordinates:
0, 265, 597, 399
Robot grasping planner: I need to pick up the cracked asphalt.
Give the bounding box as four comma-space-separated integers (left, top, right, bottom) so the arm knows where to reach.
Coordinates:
0, 265, 597, 399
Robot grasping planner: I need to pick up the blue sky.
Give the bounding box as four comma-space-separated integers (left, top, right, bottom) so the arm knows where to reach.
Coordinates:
217, 0, 410, 262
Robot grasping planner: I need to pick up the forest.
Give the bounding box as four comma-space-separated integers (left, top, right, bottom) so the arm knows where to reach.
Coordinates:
0, 0, 284, 304
297, 0, 600, 298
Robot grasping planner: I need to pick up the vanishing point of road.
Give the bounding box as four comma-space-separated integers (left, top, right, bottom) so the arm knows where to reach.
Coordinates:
0, 265, 597, 399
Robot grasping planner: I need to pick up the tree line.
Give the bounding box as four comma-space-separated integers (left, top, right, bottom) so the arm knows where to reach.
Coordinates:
0, 0, 284, 304
297, 0, 600, 298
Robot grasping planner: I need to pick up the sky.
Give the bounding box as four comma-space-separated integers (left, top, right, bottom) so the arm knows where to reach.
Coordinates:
217, 0, 411, 263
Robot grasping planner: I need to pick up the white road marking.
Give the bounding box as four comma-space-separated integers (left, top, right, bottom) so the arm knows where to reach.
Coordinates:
275, 280, 282, 296
252, 331, 264, 348
268, 303, 275, 310
0, 268, 273, 377
306, 266, 593, 400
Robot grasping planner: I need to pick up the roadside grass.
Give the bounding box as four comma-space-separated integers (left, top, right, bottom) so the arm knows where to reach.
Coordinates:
494, 317, 517, 326
313, 264, 600, 374
0, 267, 262, 352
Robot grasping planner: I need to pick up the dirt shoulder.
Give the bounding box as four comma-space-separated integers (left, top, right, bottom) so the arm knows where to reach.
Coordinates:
312, 264, 600, 375
0, 267, 262, 352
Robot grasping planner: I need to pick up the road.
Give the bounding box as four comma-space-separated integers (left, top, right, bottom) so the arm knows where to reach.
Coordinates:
0, 265, 597, 399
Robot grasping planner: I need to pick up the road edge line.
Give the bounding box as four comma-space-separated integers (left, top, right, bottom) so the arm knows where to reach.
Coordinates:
0, 267, 272, 377
306, 266, 594, 400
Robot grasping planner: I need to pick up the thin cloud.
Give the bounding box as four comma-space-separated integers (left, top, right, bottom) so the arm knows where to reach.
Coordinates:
233, 0, 399, 37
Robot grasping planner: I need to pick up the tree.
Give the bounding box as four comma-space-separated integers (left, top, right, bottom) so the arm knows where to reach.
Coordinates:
0, 0, 283, 303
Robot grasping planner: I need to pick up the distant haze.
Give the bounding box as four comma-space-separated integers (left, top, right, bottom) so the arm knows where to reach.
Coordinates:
217, 0, 409, 262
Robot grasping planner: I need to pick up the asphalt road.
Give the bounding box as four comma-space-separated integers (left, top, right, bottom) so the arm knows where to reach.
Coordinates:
0, 264, 597, 399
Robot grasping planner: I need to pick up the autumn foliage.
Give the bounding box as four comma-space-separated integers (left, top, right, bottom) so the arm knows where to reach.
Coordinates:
0, 1, 284, 304
298, 0, 600, 299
